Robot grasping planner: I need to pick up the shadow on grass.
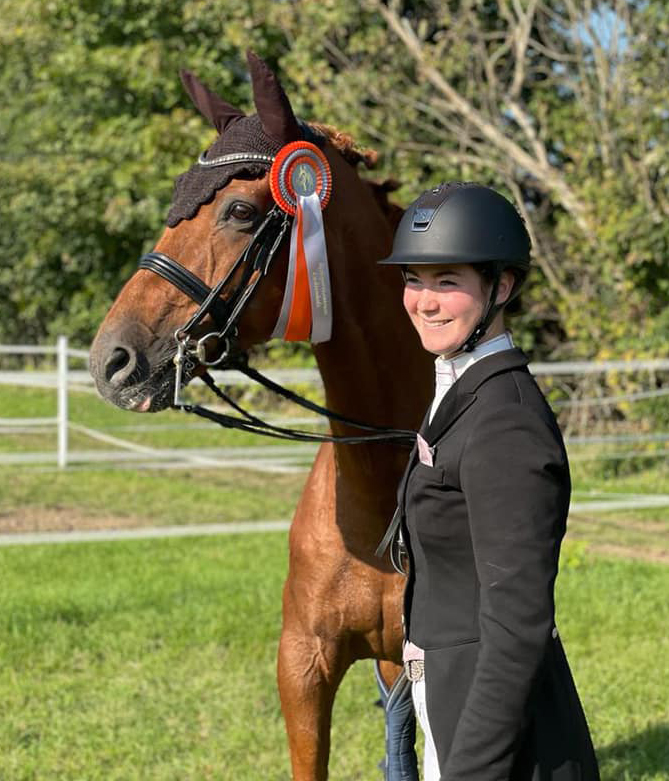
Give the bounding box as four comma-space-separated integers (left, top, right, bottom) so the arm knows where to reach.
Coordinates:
598, 722, 669, 779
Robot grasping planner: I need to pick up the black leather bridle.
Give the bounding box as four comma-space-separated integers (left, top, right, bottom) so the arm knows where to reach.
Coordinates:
136, 153, 415, 446
139, 203, 291, 394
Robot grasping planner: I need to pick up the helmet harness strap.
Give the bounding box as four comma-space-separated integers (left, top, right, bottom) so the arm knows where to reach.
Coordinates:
461, 263, 502, 353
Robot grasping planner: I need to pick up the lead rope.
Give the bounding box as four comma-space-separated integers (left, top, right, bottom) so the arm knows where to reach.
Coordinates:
175, 367, 415, 446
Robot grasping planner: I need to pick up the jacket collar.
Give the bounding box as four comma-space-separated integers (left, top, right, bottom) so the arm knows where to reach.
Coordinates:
420, 348, 529, 444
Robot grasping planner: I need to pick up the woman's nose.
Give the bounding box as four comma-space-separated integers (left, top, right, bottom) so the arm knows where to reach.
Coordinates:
417, 288, 439, 313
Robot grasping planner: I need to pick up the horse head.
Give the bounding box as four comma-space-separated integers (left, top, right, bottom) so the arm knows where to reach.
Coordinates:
90, 52, 405, 418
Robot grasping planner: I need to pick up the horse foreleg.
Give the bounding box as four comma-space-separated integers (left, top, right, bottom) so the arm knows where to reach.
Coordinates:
277, 627, 349, 781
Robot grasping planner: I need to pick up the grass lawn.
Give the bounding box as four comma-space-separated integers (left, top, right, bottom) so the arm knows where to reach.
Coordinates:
1, 382, 668, 778
0, 380, 311, 531
0, 533, 382, 780
0, 384, 322, 454
556, 554, 669, 780
0, 535, 667, 780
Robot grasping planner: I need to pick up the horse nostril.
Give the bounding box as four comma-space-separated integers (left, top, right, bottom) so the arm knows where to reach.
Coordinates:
104, 346, 136, 386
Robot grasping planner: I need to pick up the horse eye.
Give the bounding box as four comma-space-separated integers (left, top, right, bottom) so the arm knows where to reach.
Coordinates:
228, 202, 256, 222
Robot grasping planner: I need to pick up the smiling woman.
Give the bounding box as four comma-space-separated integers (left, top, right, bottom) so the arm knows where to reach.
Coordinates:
378, 182, 600, 780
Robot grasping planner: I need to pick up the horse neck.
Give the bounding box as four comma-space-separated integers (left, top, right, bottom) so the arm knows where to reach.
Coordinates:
311, 177, 433, 452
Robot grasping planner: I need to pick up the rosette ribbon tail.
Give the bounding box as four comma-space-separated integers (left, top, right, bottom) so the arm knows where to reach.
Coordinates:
272, 191, 332, 343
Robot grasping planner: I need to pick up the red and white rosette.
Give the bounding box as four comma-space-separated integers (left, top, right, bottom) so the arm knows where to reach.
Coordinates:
269, 141, 333, 343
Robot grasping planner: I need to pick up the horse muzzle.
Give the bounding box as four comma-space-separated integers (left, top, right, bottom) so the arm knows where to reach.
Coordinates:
89, 323, 179, 412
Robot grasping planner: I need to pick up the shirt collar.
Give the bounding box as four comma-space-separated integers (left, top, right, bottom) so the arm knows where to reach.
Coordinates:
435, 332, 515, 389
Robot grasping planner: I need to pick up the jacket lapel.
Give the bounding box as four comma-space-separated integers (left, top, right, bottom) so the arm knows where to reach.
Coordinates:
423, 348, 530, 445
422, 388, 476, 445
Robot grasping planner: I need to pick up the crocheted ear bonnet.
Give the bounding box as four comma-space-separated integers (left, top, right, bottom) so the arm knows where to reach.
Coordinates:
166, 115, 281, 227
166, 52, 319, 228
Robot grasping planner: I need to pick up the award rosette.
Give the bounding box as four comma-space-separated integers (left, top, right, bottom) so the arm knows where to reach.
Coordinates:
269, 141, 333, 343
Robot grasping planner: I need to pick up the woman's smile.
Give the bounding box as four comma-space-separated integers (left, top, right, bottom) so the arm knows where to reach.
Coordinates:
420, 318, 452, 327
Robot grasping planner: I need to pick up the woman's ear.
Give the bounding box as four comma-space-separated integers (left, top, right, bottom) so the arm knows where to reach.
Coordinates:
496, 269, 515, 306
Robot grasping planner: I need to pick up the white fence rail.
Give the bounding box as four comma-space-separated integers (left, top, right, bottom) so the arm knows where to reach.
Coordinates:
0, 338, 326, 470
1, 338, 668, 470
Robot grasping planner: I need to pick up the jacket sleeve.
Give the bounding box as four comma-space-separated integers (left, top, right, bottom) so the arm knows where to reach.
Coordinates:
442, 402, 570, 780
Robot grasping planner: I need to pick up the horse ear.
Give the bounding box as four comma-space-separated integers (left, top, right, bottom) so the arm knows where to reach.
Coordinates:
179, 70, 245, 134
247, 50, 301, 145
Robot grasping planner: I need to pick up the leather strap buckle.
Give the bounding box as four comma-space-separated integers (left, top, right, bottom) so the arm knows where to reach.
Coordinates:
404, 659, 425, 682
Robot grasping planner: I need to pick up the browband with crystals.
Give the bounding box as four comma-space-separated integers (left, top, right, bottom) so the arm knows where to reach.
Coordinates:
196, 123, 325, 170
197, 151, 276, 168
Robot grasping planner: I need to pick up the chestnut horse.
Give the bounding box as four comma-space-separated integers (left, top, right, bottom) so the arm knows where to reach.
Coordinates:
90, 53, 432, 779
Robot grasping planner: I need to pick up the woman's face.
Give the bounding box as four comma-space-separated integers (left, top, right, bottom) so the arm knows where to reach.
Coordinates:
402, 263, 511, 357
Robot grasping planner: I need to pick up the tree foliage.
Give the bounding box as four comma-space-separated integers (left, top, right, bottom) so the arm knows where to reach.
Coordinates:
0, 0, 283, 344
274, 0, 669, 359
1, 0, 667, 363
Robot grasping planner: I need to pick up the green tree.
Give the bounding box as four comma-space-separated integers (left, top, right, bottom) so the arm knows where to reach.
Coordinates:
1, 0, 667, 367
271, 0, 669, 361
0, 0, 283, 345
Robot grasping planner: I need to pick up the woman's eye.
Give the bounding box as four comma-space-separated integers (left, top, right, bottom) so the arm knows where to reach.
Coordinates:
228, 202, 256, 222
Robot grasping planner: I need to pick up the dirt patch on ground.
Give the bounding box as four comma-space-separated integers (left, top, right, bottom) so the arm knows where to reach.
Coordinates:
568, 511, 669, 565
586, 543, 669, 565
1, 508, 667, 566
0, 507, 149, 534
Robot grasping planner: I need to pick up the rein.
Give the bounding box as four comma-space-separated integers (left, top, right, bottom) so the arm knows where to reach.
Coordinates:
138, 193, 415, 447
184, 367, 415, 445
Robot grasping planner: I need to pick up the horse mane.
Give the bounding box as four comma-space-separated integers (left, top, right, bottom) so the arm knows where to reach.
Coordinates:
311, 122, 379, 169
310, 122, 404, 228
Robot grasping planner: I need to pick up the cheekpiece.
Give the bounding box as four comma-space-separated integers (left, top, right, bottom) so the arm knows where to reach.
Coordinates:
269, 141, 332, 215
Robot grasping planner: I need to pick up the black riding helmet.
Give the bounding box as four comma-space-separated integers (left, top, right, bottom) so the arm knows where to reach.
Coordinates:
379, 182, 531, 352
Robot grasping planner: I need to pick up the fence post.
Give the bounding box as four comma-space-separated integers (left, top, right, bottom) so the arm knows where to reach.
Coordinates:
57, 335, 68, 468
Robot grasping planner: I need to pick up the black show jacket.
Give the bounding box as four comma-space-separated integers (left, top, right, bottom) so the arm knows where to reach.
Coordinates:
396, 349, 599, 781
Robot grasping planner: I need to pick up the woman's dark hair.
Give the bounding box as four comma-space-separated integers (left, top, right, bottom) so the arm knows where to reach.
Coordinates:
474, 262, 525, 317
